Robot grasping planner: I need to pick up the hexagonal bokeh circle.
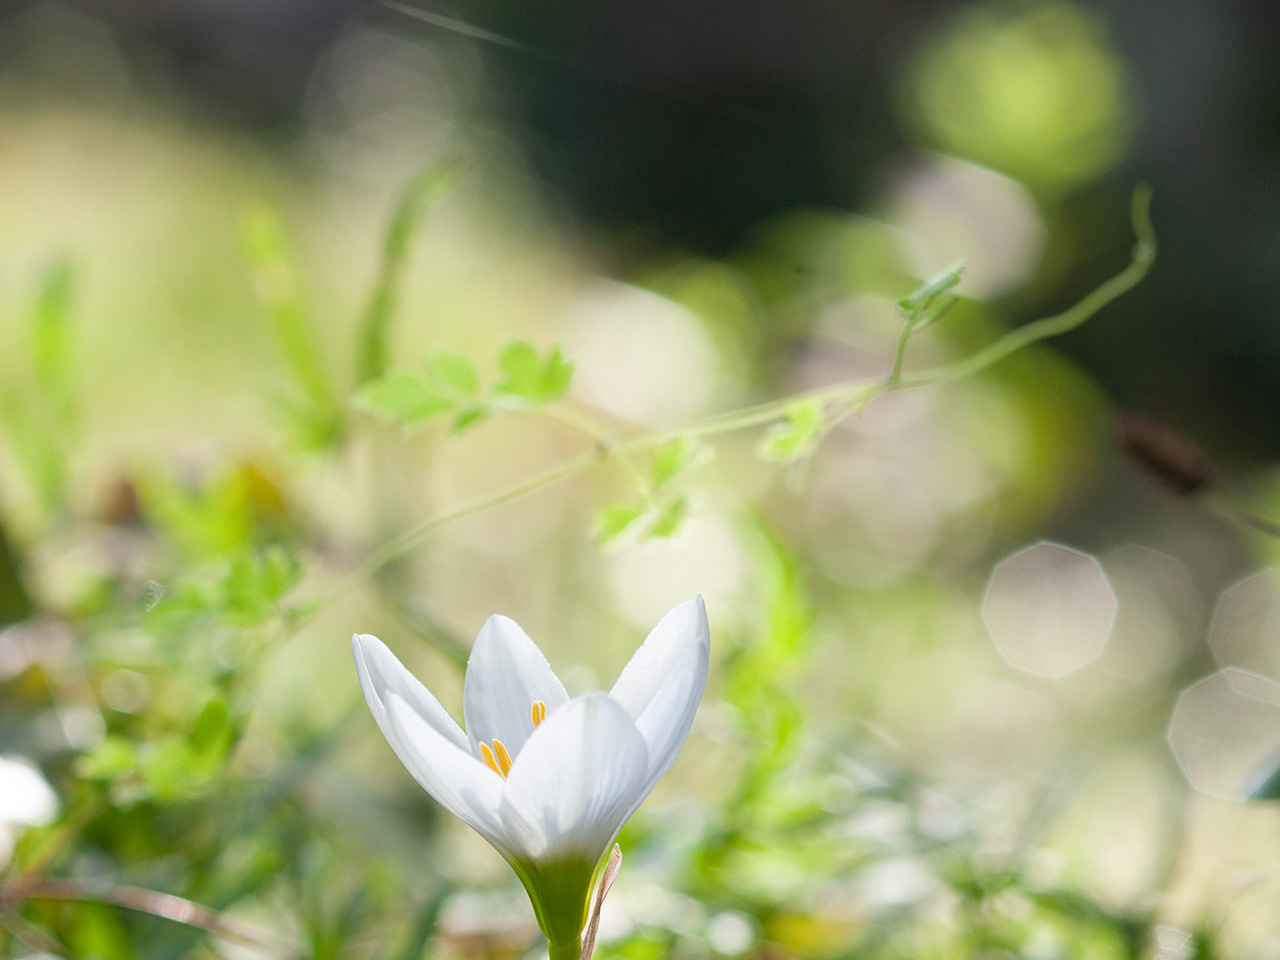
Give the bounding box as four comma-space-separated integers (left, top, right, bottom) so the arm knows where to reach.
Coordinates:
1208, 568, 1280, 680
982, 541, 1118, 678
1167, 668, 1280, 800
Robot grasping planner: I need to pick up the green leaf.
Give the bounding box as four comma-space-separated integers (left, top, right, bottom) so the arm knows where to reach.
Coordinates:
358, 158, 466, 383
496, 341, 542, 400
353, 373, 452, 424
190, 696, 233, 755
241, 204, 338, 417
68, 901, 132, 960
538, 344, 574, 402
429, 350, 479, 398
33, 258, 76, 420
77, 736, 138, 781
495, 341, 575, 406
756, 398, 826, 463
898, 261, 965, 315
451, 405, 489, 434
898, 262, 965, 330
644, 495, 689, 540
651, 436, 708, 491
592, 502, 648, 545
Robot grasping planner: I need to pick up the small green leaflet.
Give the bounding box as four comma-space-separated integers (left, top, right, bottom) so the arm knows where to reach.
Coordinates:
756, 398, 826, 463
429, 350, 479, 398
592, 502, 648, 544
353, 372, 453, 425
897, 261, 965, 331
651, 436, 709, 491
592, 437, 708, 547
494, 341, 574, 407
354, 342, 572, 430
591, 496, 690, 546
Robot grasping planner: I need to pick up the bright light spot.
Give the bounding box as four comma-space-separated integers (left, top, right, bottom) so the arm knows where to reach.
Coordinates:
853, 858, 936, 906
904, 1, 1134, 188
1152, 926, 1194, 960
1090, 546, 1198, 686
1167, 669, 1280, 800
438, 888, 535, 939
307, 26, 459, 184
706, 911, 755, 956
805, 448, 942, 587
982, 541, 1117, 677
100, 668, 150, 713
1208, 568, 1280, 681
607, 512, 748, 630
59, 705, 105, 750
564, 279, 725, 427
0, 756, 59, 827
890, 155, 1047, 300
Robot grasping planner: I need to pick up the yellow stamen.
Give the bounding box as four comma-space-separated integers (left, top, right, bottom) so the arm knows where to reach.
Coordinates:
531, 700, 546, 727
493, 739, 513, 777
479, 741, 502, 777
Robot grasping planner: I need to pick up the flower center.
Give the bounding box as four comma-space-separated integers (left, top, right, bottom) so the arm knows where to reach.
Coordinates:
480, 700, 546, 779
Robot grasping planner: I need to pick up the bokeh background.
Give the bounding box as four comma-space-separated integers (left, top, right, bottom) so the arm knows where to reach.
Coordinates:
3, 0, 1280, 957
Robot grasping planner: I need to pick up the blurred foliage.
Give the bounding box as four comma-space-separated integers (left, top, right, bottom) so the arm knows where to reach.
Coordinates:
1, 2, 1278, 957
0, 149, 1225, 960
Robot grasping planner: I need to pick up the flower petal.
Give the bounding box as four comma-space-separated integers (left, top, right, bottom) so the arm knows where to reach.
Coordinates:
463, 615, 569, 758
353, 633, 469, 753
609, 596, 709, 723
626, 635, 708, 812
385, 693, 507, 848
498, 693, 649, 862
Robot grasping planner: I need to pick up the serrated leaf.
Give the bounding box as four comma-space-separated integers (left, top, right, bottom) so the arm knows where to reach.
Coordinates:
353, 373, 452, 424
538, 344, 574, 402
592, 501, 648, 545
756, 398, 826, 463
496, 341, 542, 400
495, 341, 575, 405
429, 350, 479, 398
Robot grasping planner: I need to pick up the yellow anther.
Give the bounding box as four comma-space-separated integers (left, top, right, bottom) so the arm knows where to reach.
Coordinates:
479, 741, 502, 777
531, 700, 546, 727
493, 739, 513, 777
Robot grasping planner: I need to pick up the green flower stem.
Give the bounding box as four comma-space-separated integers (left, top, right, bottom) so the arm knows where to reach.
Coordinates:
509, 856, 596, 960
312, 187, 1155, 616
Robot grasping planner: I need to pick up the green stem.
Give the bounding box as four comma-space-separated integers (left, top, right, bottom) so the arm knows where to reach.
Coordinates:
888, 316, 919, 386
311, 186, 1156, 612
309, 447, 604, 618
539, 405, 650, 492
549, 937, 583, 960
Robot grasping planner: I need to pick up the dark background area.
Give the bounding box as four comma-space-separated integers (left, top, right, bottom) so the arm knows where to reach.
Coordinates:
2, 0, 1278, 457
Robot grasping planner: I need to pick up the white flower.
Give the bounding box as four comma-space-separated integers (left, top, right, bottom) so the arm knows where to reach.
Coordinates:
352, 596, 709, 958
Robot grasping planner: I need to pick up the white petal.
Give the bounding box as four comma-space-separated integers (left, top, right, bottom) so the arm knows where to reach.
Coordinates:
385, 693, 507, 848
626, 636, 708, 812
352, 634, 469, 753
463, 615, 569, 758
609, 596, 709, 722
499, 693, 649, 862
